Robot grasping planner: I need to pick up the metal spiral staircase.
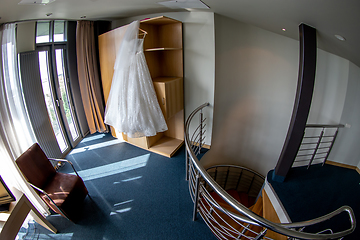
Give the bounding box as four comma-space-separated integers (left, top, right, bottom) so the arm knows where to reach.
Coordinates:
185, 103, 356, 240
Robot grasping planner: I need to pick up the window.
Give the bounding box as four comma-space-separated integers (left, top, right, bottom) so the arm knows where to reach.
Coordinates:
35, 20, 80, 152
36, 20, 66, 44
54, 20, 65, 42
55, 48, 79, 141
38, 50, 68, 152
36, 21, 50, 43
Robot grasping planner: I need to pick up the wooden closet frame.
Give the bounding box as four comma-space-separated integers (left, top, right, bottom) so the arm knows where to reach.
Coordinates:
98, 16, 184, 157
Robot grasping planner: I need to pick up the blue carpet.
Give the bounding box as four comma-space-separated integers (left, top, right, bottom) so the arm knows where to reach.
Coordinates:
20, 133, 216, 240
268, 164, 360, 239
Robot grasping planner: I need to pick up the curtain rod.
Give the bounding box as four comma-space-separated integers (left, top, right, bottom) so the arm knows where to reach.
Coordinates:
1, 19, 79, 26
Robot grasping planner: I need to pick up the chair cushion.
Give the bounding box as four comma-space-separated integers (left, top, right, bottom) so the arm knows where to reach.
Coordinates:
16, 143, 56, 189
41, 172, 88, 221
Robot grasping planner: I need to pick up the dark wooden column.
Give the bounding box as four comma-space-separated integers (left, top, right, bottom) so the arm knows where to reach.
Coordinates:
272, 23, 317, 182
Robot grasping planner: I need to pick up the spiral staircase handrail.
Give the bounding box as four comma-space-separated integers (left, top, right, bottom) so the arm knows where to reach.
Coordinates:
185, 102, 356, 239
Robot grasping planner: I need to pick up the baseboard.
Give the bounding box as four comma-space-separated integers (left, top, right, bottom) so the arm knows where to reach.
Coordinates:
325, 161, 360, 175
203, 144, 211, 149
190, 141, 211, 149
325, 160, 357, 170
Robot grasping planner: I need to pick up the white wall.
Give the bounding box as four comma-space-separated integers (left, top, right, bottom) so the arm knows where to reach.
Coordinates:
204, 14, 360, 176
307, 49, 349, 124
207, 14, 299, 176
112, 11, 215, 146
329, 61, 360, 166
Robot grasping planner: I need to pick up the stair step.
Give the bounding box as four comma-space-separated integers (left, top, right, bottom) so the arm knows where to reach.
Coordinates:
205, 190, 264, 239
214, 189, 256, 208
239, 192, 249, 207
244, 195, 263, 239
202, 189, 287, 239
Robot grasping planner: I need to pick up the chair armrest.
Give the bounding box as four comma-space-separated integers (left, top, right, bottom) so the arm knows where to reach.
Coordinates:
28, 183, 47, 195
48, 158, 81, 178
28, 183, 69, 220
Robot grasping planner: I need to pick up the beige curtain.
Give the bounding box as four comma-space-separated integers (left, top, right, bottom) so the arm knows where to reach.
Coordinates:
76, 21, 108, 134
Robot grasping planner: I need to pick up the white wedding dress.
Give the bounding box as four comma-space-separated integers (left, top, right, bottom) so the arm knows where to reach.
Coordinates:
104, 20, 168, 138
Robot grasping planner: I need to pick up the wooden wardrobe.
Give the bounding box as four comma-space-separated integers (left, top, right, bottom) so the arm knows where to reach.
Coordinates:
98, 16, 184, 157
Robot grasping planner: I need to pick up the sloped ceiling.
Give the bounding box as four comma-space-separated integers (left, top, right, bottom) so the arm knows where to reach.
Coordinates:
0, 0, 359, 67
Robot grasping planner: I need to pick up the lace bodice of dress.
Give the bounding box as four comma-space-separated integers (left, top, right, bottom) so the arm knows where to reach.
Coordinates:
136, 39, 144, 54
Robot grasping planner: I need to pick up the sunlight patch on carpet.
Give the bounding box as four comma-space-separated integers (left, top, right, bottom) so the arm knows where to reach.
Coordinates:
121, 176, 143, 182
109, 200, 134, 215
79, 133, 107, 143
113, 176, 143, 184
74, 154, 150, 181
17, 232, 74, 239
114, 199, 134, 207
110, 208, 132, 215
70, 139, 125, 154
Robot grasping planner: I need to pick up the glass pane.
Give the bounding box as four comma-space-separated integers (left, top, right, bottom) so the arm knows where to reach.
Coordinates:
36, 21, 50, 43
54, 20, 65, 42
55, 49, 79, 141
38, 51, 68, 152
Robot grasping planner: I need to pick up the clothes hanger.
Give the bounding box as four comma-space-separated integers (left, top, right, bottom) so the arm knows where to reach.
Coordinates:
138, 28, 147, 37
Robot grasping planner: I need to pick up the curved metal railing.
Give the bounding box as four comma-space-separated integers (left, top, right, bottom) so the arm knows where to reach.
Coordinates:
185, 103, 356, 240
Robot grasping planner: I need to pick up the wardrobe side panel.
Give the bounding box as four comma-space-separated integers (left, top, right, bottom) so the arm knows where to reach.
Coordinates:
98, 25, 128, 139
98, 30, 116, 104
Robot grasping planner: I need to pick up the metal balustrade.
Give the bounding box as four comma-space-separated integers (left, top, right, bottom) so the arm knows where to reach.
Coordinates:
185, 103, 355, 239
292, 124, 344, 168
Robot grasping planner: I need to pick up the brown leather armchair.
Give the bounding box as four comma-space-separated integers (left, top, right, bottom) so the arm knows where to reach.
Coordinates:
16, 143, 88, 222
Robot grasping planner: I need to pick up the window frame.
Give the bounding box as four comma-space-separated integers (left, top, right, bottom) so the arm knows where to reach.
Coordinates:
35, 20, 81, 152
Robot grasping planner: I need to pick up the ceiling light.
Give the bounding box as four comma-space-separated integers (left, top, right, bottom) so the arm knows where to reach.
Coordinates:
282, 28, 286, 32
18, 0, 55, 5
158, 0, 210, 9
334, 34, 346, 41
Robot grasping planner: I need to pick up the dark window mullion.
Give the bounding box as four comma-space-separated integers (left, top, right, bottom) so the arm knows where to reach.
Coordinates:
50, 21, 54, 43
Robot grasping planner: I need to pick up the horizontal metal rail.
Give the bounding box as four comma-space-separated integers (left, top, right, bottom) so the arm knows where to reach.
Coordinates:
185, 103, 355, 239
305, 124, 345, 128
293, 124, 344, 168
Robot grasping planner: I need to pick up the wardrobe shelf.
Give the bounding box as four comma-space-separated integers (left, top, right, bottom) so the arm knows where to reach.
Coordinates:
145, 47, 182, 52
148, 136, 184, 158
153, 77, 182, 83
